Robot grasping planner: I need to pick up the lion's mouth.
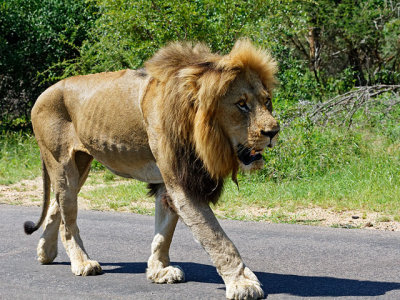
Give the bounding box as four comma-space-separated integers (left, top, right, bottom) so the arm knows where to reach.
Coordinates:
237, 144, 263, 165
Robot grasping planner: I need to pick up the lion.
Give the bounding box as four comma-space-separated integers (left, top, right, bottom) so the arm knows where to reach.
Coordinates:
24, 39, 279, 300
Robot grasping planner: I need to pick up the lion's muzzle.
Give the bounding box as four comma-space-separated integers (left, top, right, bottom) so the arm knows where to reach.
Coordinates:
261, 128, 279, 140
262, 126, 280, 148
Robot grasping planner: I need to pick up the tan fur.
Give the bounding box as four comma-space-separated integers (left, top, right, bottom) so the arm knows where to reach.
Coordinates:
26, 39, 279, 299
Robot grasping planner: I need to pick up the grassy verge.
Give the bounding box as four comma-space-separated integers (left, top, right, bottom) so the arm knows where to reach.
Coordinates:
1, 120, 399, 226
227, 121, 399, 213
81, 177, 154, 215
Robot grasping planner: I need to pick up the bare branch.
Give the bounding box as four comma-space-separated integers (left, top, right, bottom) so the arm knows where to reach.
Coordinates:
309, 85, 400, 127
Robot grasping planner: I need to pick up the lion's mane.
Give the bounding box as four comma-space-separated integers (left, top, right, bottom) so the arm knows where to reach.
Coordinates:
145, 39, 277, 203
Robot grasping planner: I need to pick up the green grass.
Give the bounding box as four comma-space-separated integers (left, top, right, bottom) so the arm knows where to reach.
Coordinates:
0, 131, 41, 185
215, 156, 400, 220
214, 122, 400, 221
80, 178, 154, 214
1, 116, 399, 223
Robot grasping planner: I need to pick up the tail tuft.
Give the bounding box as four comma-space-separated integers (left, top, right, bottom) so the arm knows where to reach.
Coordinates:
24, 221, 37, 235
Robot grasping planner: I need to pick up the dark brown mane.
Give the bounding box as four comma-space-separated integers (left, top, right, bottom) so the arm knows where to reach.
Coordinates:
147, 143, 224, 205
171, 144, 224, 204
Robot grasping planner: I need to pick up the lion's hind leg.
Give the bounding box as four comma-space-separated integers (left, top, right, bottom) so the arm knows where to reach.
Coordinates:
57, 151, 101, 276
37, 199, 61, 264
38, 146, 100, 276
146, 184, 185, 284
33, 159, 60, 264
37, 151, 93, 267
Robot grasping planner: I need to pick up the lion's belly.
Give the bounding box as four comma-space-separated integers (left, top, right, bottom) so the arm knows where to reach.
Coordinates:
82, 139, 163, 184
105, 160, 163, 183
75, 113, 164, 184
74, 105, 164, 183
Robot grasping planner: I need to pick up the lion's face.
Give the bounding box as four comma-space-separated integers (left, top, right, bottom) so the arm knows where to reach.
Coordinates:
218, 70, 279, 171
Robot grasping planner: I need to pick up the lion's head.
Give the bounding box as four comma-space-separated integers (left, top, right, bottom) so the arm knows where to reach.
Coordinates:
145, 39, 278, 200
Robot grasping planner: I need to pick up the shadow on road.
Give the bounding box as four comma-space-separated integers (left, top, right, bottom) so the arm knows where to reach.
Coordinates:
256, 272, 400, 298
99, 262, 147, 274
98, 261, 400, 297
99, 261, 223, 283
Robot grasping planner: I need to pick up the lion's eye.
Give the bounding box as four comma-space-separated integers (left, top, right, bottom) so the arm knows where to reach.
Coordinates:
236, 99, 250, 112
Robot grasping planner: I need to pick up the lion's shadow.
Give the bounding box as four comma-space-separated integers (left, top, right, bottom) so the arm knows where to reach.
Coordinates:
98, 261, 400, 298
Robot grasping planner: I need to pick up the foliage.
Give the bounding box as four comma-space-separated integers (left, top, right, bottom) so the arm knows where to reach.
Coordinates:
0, 0, 98, 130
258, 0, 400, 104
260, 120, 362, 182
63, 0, 267, 75
260, 101, 400, 183
2, 0, 399, 128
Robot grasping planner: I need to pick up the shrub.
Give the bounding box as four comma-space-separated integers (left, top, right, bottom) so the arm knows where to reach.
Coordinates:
0, 0, 97, 130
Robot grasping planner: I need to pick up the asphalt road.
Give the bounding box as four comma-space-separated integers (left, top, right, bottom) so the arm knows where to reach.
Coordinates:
1, 204, 400, 299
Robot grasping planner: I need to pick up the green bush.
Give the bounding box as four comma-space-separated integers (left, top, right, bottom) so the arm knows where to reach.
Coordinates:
0, 0, 97, 130
258, 102, 400, 184
64, 0, 267, 75
2, 0, 399, 129
260, 120, 361, 181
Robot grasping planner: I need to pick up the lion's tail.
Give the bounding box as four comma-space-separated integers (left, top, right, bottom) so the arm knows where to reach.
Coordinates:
24, 159, 51, 235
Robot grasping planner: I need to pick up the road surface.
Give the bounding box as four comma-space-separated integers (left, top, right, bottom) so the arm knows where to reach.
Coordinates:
1, 204, 400, 299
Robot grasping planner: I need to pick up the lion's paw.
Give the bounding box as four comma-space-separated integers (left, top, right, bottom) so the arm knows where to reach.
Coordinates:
37, 238, 57, 264
225, 267, 264, 300
147, 265, 185, 284
71, 260, 103, 276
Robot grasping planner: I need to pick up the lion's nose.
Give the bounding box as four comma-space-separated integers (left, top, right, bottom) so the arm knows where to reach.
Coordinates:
260, 128, 280, 139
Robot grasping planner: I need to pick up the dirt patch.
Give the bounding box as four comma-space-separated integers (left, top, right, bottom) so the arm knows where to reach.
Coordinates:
215, 206, 400, 231
0, 177, 91, 210
276, 207, 400, 231
1, 177, 399, 231
0, 177, 43, 207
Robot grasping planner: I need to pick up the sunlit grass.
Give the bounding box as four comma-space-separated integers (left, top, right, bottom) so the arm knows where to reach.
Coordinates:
80, 176, 154, 214
0, 131, 41, 185
215, 123, 400, 221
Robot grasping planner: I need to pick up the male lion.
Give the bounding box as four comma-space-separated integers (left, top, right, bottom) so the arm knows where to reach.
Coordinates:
24, 39, 279, 299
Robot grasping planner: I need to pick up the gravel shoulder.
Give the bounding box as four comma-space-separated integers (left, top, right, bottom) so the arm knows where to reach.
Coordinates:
1, 177, 399, 231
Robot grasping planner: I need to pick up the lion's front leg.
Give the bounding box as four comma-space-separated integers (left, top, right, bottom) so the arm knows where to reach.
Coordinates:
147, 184, 184, 284
168, 186, 264, 300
